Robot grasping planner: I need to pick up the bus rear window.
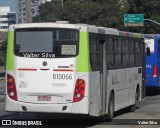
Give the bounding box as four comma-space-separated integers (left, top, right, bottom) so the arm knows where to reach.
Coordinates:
16, 31, 53, 53
57, 30, 78, 41
14, 28, 79, 58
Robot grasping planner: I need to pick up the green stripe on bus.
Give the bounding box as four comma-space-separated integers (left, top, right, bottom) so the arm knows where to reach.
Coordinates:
6, 31, 14, 70
133, 33, 142, 38
76, 32, 91, 72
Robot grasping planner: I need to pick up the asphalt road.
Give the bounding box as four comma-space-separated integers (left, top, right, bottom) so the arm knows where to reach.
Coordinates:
0, 86, 160, 127
0, 68, 160, 127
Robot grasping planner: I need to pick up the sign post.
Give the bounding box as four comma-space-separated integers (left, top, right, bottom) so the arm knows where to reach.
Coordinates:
124, 14, 144, 26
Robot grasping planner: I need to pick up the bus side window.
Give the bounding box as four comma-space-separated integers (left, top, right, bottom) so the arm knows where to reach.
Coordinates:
107, 38, 123, 69
146, 47, 150, 56
115, 38, 122, 68
107, 38, 115, 69
122, 39, 129, 67
89, 34, 99, 71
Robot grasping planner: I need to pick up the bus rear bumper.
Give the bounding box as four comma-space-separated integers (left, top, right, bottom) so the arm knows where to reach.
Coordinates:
5, 96, 89, 114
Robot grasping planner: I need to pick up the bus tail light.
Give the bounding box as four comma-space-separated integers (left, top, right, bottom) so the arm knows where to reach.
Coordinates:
7, 74, 18, 101
73, 79, 85, 102
153, 65, 158, 78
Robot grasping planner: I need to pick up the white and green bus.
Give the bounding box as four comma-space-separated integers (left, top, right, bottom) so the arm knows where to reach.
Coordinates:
5, 21, 145, 120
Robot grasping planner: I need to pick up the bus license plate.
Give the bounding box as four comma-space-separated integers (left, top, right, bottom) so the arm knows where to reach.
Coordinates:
37, 96, 51, 101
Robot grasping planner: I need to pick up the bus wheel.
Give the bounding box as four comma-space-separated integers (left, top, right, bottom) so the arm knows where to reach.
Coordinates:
129, 90, 139, 112
106, 93, 114, 121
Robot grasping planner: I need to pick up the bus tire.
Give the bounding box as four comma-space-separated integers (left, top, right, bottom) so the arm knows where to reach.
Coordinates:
129, 89, 139, 112
106, 93, 114, 121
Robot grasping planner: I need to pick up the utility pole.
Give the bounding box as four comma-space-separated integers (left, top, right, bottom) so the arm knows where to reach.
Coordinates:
26, 0, 32, 23
16, 0, 23, 24
62, 0, 64, 7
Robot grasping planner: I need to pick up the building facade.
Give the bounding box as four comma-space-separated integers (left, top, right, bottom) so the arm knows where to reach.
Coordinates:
16, 0, 51, 23
0, 7, 16, 43
0, 7, 10, 32
8, 12, 16, 26
0, 7, 16, 32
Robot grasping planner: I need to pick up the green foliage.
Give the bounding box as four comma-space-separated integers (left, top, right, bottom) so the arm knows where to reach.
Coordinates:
0, 40, 7, 66
124, 0, 160, 33
32, 0, 160, 34
33, 0, 122, 28
33, 0, 63, 22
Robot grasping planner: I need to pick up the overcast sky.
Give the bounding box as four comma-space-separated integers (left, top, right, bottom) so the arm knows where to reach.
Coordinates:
0, 0, 16, 11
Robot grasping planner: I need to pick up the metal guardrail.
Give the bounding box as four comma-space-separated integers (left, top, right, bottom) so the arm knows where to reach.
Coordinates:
0, 72, 5, 77
0, 66, 5, 79
0, 73, 5, 82
0, 75, 5, 102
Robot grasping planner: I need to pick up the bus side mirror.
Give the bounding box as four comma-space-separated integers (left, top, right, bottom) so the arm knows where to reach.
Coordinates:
146, 47, 150, 56
15, 44, 20, 52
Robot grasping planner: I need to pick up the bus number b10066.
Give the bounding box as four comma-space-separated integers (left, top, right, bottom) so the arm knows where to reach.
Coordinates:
53, 74, 72, 80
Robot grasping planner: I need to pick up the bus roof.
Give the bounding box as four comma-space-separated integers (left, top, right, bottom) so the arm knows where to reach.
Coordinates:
143, 34, 160, 39
9, 21, 143, 38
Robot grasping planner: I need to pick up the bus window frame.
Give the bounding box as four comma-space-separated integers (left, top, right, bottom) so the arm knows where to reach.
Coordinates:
14, 27, 79, 58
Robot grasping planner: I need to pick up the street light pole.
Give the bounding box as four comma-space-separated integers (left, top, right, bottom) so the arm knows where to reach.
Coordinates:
62, 0, 63, 7
144, 19, 160, 26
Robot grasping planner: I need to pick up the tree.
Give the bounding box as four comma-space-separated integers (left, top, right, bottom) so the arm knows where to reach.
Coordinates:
0, 40, 7, 66
33, 0, 122, 28
33, 0, 63, 22
62, 0, 102, 25
123, 0, 160, 33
